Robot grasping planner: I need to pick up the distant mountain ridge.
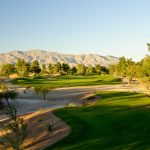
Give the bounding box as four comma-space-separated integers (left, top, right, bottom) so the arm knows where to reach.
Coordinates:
0, 49, 118, 66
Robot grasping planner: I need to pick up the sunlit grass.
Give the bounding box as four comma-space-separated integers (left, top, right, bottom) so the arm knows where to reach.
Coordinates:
12, 74, 121, 88
45, 91, 150, 150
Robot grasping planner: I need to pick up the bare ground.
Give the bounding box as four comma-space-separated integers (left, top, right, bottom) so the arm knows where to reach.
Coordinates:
0, 83, 149, 150
0, 109, 71, 150
0, 84, 146, 121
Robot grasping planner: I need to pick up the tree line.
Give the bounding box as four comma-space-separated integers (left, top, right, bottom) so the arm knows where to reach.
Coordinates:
108, 44, 150, 89
0, 59, 109, 78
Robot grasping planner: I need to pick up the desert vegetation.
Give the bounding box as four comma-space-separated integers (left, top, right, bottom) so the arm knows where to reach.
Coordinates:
0, 44, 149, 150
0, 48, 149, 150
1, 1, 150, 149
0, 59, 109, 78
0, 82, 28, 150
109, 55, 150, 88
0, 45, 149, 91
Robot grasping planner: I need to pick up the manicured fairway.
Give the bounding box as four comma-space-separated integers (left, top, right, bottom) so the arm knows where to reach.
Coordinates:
12, 74, 121, 88
45, 91, 150, 150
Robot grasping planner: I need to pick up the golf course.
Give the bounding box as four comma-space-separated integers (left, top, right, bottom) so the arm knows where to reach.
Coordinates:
12, 74, 121, 88
1, 1, 150, 150
0, 72, 150, 150
43, 90, 150, 150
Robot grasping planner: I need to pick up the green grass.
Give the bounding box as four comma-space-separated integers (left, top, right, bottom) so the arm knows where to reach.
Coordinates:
12, 74, 121, 88
45, 91, 150, 150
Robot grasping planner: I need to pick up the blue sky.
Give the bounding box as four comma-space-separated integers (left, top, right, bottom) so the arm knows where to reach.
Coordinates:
0, 0, 150, 61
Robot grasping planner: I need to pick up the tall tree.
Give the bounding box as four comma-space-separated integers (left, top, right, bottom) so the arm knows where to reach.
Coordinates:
30, 60, 41, 78
16, 59, 30, 78
61, 63, 70, 73
40, 64, 47, 75
48, 64, 53, 74
115, 57, 137, 83
0, 64, 15, 77
125, 59, 136, 84
76, 64, 86, 75
70, 66, 77, 74
108, 64, 117, 75
116, 57, 127, 78
86, 65, 95, 75
141, 56, 150, 89
95, 64, 101, 75
53, 62, 61, 74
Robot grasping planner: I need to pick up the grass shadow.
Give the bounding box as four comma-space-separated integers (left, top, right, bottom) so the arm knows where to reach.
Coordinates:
45, 91, 150, 150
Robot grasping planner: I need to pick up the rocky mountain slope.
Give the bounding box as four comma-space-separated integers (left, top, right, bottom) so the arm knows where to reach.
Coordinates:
0, 50, 118, 66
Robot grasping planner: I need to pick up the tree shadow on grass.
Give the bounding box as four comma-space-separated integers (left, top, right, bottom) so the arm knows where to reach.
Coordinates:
45, 92, 150, 150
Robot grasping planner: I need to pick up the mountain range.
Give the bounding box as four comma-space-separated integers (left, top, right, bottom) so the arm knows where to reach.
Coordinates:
0, 50, 118, 66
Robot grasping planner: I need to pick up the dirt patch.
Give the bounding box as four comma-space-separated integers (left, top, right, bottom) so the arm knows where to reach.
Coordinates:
0, 109, 71, 150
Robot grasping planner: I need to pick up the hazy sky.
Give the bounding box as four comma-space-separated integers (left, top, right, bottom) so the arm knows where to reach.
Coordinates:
0, 0, 150, 61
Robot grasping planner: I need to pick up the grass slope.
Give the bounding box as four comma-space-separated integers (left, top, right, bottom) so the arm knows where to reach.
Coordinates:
12, 74, 121, 88
45, 91, 150, 150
